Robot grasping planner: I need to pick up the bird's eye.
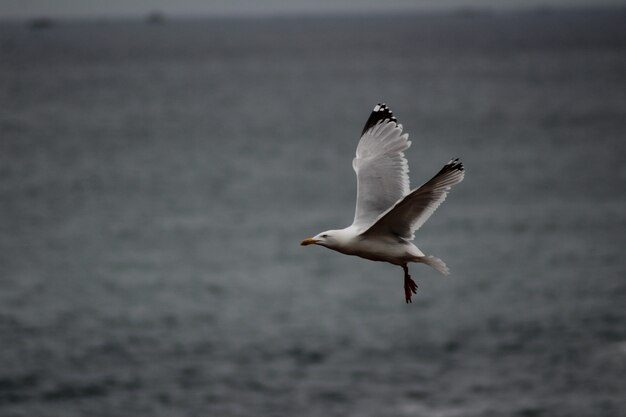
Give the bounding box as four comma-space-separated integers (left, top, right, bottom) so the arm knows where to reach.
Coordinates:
321, 234, 328, 238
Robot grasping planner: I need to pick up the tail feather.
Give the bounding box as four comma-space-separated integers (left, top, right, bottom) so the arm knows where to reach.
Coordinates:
418, 255, 450, 275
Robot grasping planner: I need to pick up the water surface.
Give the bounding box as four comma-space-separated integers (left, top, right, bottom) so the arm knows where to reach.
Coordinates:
1, 9, 625, 417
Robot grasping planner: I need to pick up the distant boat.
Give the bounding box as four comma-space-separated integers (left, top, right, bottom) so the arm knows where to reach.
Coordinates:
450, 7, 493, 18
146, 11, 165, 25
28, 17, 54, 30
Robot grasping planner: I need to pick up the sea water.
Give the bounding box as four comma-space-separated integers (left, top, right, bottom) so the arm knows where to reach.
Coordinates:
1, 9, 625, 417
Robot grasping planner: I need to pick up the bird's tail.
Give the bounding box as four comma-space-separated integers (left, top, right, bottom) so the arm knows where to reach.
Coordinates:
416, 255, 450, 275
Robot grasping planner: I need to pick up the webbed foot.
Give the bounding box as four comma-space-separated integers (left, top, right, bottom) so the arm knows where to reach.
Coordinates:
402, 264, 418, 303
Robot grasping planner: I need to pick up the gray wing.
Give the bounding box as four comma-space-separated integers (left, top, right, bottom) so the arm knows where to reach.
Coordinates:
361, 159, 464, 239
351, 104, 411, 230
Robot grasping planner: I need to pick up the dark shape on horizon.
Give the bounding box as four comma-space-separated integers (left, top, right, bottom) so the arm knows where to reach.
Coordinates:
451, 7, 493, 18
28, 17, 54, 30
146, 11, 166, 25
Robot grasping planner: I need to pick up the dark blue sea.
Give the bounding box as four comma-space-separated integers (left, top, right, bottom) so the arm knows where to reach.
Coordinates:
1, 8, 625, 417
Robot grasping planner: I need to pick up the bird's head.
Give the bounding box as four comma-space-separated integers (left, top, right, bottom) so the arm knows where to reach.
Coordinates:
300, 230, 338, 249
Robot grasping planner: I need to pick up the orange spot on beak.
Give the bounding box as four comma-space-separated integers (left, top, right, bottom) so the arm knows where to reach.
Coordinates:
300, 237, 318, 246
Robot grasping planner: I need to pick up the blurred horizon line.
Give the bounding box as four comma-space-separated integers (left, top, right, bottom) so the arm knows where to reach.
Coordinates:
1, 3, 625, 23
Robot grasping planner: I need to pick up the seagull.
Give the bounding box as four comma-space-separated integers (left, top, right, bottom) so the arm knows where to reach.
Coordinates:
301, 103, 464, 303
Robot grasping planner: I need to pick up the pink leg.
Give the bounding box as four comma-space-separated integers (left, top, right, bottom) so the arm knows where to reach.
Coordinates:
402, 264, 418, 303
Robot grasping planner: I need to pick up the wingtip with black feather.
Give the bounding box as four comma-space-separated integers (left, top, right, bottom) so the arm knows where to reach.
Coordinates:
361, 103, 398, 135
446, 158, 464, 172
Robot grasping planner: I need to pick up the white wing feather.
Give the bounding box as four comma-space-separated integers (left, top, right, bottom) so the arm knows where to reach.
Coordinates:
351, 120, 411, 229
362, 159, 465, 240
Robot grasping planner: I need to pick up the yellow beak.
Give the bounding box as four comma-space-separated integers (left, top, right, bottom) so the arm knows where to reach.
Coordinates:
300, 237, 318, 246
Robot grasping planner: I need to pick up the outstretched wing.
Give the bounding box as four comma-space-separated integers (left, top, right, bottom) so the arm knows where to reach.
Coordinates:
362, 158, 465, 239
351, 103, 411, 230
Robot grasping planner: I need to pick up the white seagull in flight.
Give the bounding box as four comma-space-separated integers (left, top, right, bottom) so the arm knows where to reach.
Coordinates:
301, 103, 464, 303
